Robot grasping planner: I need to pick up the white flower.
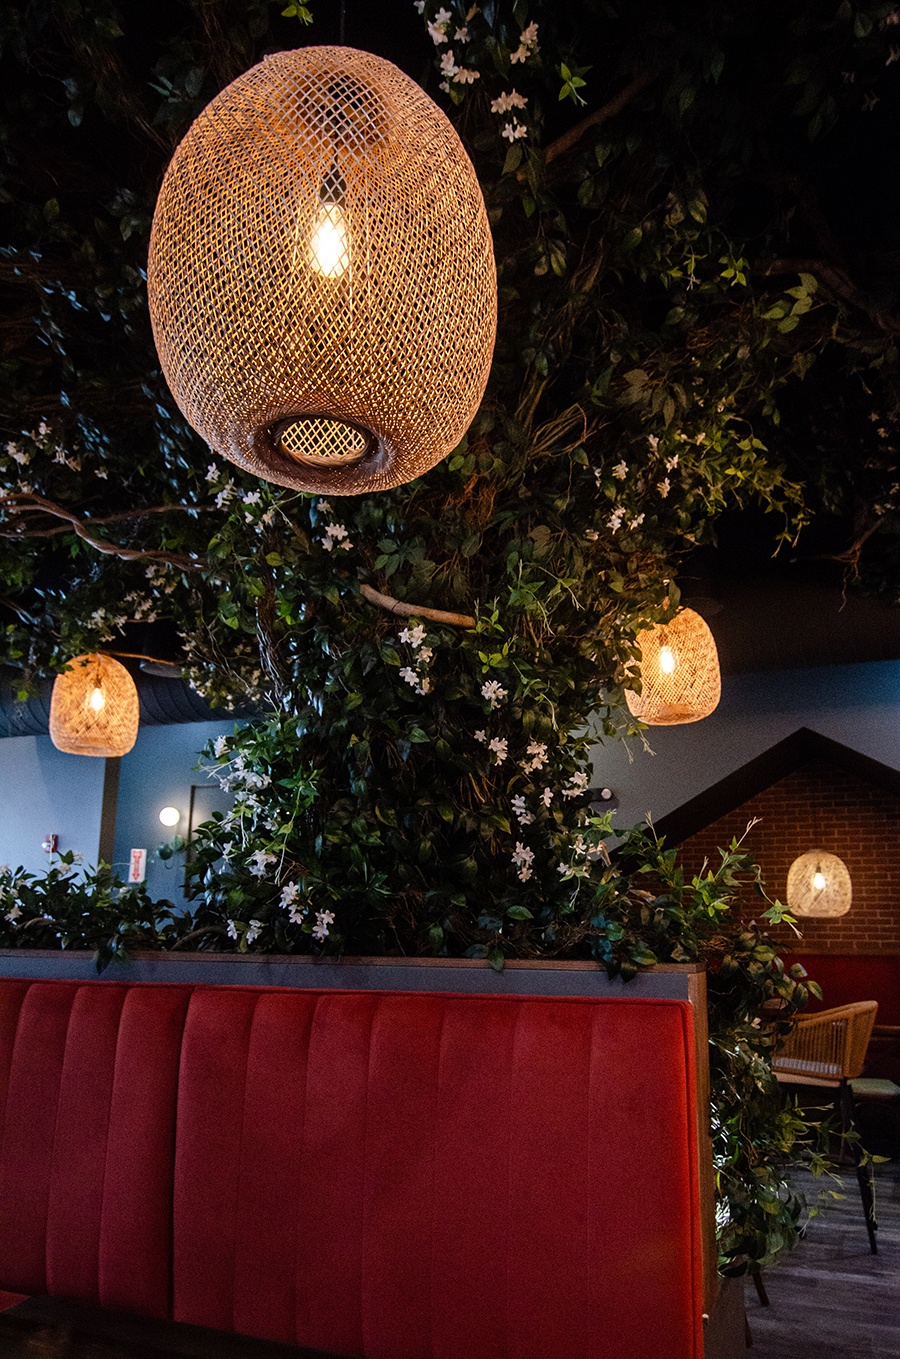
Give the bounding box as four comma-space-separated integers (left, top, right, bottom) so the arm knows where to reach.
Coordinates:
542, 787, 553, 807
489, 736, 508, 764
244, 771, 270, 790
439, 51, 459, 78
205, 462, 218, 480
612, 460, 628, 479
419, 646, 434, 663
245, 919, 263, 945
519, 20, 539, 45
491, 90, 528, 114
511, 795, 534, 826
4, 906, 21, 922
315, 499, 332, 512
434, 5, 452, 21
511, 841, 534, 882
562, 771, 590, 799
227, 920, 239, 940
94, 467, 108, 479
523, 741, 548, 772
509, 44, 529, 63
280, 883, 301, 907
474, 729, 487, 743
557, 862, 571, 876
288, 904, 305, 925
657, 478, 671, 498
413, 0, 425, 11
428, 20, 449, 43
215, 480, 236, 508
6, 443, 29, 466
400, 666, 420, 688
321, 522, 350, 551
481, 679, 507, 709
417, 676, 432, 694
647, 434, 659, 451
243, 490, 261, 506
248, 849, 276, 877
214, 735, 229, 758
629, 513, 645, 529
453, 67, 479, 83
501, 121, 527, 141
585, 529, 599, 541
399, 624, 427, 648
455, 26, 470, 42
607, 507, 625, 532
665, 453, 679, 471
313, 909, 335, 941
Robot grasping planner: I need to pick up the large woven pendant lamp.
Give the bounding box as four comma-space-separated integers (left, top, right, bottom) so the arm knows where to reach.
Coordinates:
787, 850, 852, 918
148, 46, 497, 495
625, 607, 721, 726
49, 654, 140, 758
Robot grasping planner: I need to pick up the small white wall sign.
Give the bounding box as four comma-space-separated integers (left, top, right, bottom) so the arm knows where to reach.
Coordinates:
128, 848, 147, 884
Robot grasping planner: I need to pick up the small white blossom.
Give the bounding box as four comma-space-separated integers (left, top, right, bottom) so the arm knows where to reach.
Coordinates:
629, 513, 645, 529
243, 490, 262, 507
313, 909, 335, 941
522, 741, 548, 773
413, 0, 425, 11
280, 882, 301, 908
647, 434, 659, 451
665, 453, 679, 470
491, 90, 528, 113
488, 736, 508, 765
400, 666, 420, 689
5, 906, 22, 922
607, 507, 625, 532
561, 771, 590, 799
511, 795, 534, 827
657, 477, 671, 498
474, 729, 487, 743
245, 920, 263, 945
585, 529, 599, 541
453, 66, 480, 83
455, 25, 470, 41
215, 480, 236, 508
321, 522, 351, 551
418, 646, 433, 663
248, 849, 276, 877
428, 19, 449, 42
501, 121, 528, 141
440, 51, 459, 78
205, 462, 218, 480
612, 461, 628, 480
227, 920, 239, 940
399, 624, 427, 648
94, 467, 108, 479
511, 841, 534, 881
542, 787, 553, 807
481, 679, 507, 709
315, 499, 332, 512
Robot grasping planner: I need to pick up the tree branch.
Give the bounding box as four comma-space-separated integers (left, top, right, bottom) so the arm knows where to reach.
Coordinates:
360, 583, 476, 629
0, 493, 204, 570
542, 68, 661, 169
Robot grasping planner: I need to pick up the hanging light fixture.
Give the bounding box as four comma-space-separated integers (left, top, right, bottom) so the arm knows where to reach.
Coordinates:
787, 850, 852, 918
147, 46, 497, 496
625, 607, 721, 726
49, 654, 140, 758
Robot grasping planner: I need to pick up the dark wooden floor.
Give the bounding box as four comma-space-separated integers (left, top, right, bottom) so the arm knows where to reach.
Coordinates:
745, 1161, 900, 1358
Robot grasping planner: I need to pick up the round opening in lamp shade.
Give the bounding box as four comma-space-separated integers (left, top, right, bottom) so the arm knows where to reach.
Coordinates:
148, 46, 497, 496
786, 850, 852, 918
49, 653, 140, 758
625, 608, 721, 726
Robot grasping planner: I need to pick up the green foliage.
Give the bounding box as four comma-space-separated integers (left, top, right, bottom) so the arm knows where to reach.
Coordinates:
0, 853, 187, 970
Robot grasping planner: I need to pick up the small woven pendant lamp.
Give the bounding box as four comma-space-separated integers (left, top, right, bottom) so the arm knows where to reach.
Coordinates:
787, 850, 852, 918
49, 654, 140, 758
148, 46, 497, 496
625, 607, 721, 726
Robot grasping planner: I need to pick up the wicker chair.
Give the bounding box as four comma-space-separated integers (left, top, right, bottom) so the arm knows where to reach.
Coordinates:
773, 1001, 879, 1253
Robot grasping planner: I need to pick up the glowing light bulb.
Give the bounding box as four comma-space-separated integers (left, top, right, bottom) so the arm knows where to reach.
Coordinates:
659, 644, 676, 675
89, 685, 105, 712
813, 869, 826, 891
158, 806, 180, 828
309, 203, 350, 279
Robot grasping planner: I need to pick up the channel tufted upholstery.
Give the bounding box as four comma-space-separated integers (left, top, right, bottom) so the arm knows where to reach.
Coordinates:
0, 980, 703, 1359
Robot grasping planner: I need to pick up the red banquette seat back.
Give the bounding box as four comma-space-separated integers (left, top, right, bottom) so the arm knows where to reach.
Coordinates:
0, 980, 703, 1359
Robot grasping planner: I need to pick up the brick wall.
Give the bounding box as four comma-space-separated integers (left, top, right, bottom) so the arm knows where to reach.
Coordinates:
675, 759, 900, 955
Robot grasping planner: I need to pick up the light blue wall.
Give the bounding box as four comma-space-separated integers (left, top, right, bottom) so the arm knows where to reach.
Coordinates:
0, 734, 107, 874
590, 660, 900, 831
111, 720, 234, 911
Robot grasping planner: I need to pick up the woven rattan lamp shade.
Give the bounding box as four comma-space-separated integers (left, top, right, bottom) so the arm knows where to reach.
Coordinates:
625, 607, 721, 726
49, 654, 139, 758
148, 46, 497, 495
787, 850, 852, 918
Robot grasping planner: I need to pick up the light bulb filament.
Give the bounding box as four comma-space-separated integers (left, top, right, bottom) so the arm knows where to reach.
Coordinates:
310, 203, 350, 279
659, 644, 676, 675
89, 685, 106, 712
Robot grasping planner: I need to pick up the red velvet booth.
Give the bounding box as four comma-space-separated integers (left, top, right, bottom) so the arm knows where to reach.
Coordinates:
0, 980, 705, 1359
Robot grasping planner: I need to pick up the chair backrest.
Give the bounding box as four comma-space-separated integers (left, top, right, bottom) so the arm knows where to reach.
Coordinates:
773, 1000, 878, 1082
0, 979, 705, 1359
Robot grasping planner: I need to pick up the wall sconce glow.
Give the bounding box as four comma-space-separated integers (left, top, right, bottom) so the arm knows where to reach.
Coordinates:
148, 46, 497, 496
625, 608, 721, 726
787, 850, 852, 918
158, 806, 181, 828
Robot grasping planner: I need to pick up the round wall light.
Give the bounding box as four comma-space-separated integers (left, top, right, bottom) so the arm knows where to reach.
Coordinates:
148, 46, 497, 495
786, 850, 852, 918
158, 806, 181, 828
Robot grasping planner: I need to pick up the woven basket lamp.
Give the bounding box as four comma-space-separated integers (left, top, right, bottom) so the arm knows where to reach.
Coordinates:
148, 46, 497, 496
787, 850, 852, 918
49, 654, 140, 758
625, 607, 721, 726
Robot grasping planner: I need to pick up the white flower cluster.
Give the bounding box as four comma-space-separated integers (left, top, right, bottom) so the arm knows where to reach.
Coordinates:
481, 679, 507, 709
427, 6, 480, 88
320, 522, 353, 552
490, 87, 529, 142
561, 770, 590, 799
509, 20, 539, 64
521, 741, 548, 773
280, 881, 306, 925
312, 909, 335, 941
511, 795, 534, 827
511, 841, 534, 882
398, 624, 433, 695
